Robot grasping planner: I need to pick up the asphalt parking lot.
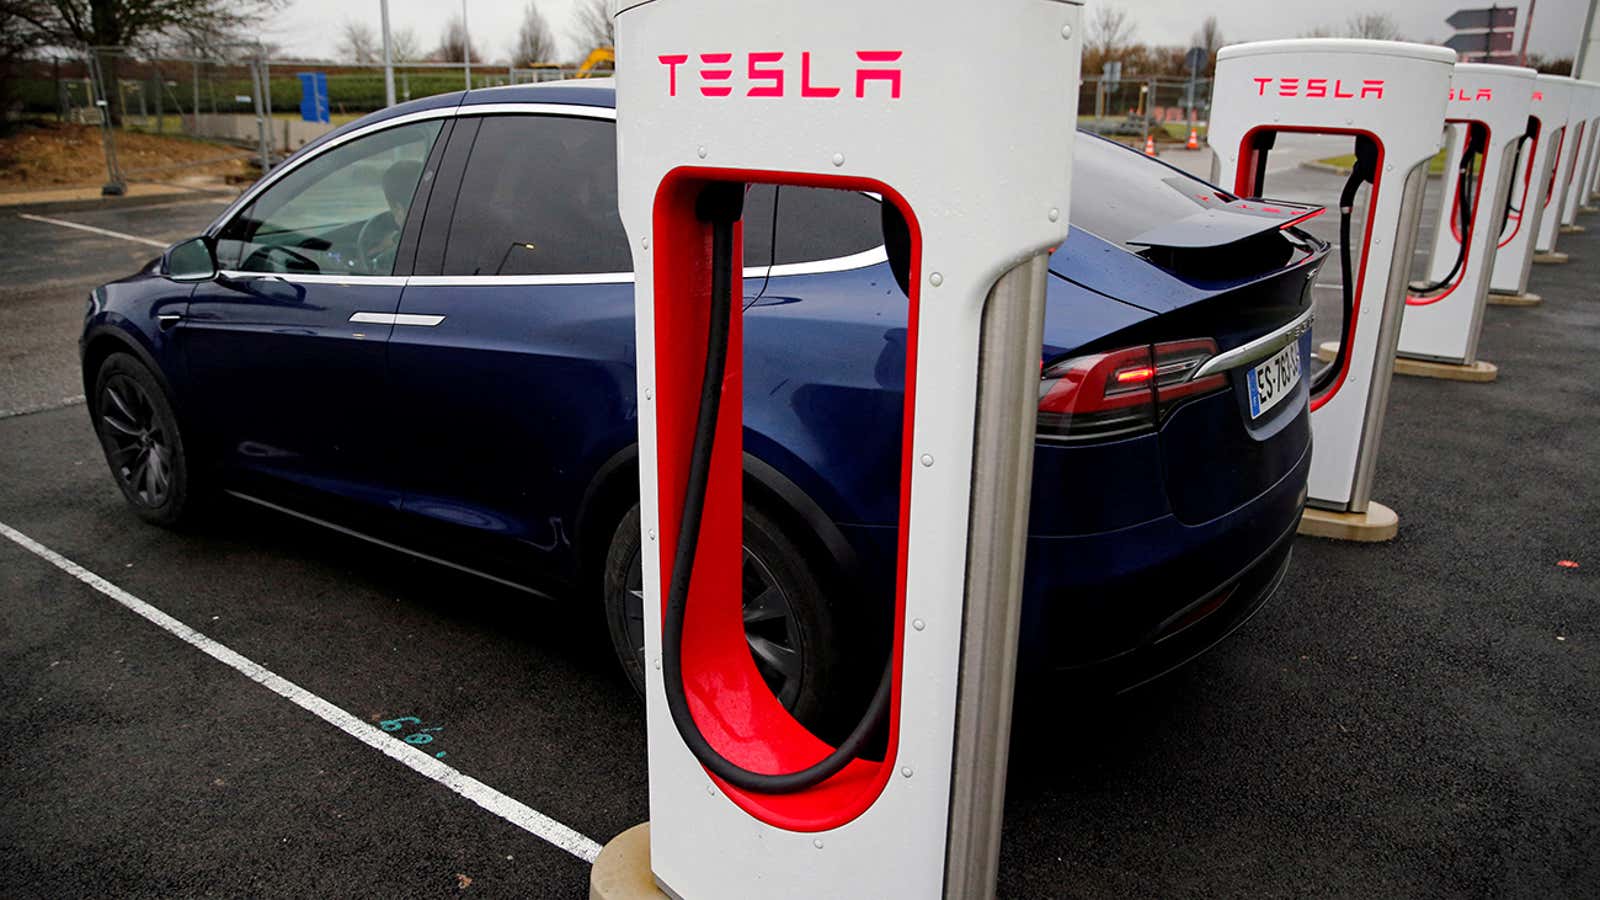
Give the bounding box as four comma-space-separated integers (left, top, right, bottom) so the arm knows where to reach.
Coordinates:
2, 181, 1597, 897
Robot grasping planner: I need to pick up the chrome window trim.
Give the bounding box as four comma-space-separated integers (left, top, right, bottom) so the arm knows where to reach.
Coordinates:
766, 245, 888, 278
1192, 308, 1315, 379
217, 270, 410, 287
407, 271, 635, 287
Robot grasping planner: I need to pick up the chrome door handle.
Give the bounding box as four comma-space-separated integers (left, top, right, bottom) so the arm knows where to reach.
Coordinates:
349, 312, 446, 327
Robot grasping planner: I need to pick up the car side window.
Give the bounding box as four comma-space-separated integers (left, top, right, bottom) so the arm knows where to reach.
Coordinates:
442, 115, 633, 276
771, 186, 884, 265
216, 120, 442, 276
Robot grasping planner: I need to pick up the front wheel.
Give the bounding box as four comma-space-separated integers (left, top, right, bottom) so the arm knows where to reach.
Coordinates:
602, 503, 843, 730
91, 352, 200, 527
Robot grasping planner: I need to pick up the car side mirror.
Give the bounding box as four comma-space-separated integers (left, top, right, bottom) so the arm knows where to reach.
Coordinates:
165, 237, 217, 282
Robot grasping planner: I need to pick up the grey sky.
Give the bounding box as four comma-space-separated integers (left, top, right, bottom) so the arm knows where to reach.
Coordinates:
270, 0, 1592, 64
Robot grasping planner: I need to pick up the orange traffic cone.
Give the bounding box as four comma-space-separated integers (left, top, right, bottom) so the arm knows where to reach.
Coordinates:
1186, 127, 1200, 150
1144, 135, 1157, 156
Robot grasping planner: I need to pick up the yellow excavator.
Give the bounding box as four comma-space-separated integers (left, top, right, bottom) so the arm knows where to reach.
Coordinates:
574, 46, 615, 78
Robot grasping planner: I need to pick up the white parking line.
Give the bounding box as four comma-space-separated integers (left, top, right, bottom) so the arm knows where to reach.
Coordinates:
17, 213, 170, 249
0, 395, 86, 421
0, 520, 605, 864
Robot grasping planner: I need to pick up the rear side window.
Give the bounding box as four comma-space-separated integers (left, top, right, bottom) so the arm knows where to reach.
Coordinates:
442, 116, 631, 276
772, 186, 883, 265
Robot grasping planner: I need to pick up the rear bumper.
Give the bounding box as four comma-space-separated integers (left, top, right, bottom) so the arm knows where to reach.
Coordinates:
1016, 430, 1311, 689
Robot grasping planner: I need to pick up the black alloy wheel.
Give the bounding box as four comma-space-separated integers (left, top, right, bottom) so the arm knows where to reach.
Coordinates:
92, 353, 196, 526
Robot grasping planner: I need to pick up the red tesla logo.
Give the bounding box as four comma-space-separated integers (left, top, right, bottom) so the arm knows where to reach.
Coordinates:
1450, 88, 1495, 102
1253, 77, 1385, 100
658, 51, 904, 100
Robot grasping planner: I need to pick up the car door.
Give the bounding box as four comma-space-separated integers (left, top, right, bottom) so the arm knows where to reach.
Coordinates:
386, 109, 774, 583
181, 118, 447, 509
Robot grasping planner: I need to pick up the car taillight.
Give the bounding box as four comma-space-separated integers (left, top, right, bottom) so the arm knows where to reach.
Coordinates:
1038, 338, 1227, 441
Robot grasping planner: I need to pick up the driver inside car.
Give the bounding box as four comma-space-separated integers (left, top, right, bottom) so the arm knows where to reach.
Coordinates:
361, 159, 423, 273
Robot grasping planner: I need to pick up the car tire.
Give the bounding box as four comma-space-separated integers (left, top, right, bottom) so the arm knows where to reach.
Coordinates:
602, 502, 843, 731
90, 352, 201, 528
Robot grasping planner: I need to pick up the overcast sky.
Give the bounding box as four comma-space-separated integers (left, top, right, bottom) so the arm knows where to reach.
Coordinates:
267, 0, 1593, 65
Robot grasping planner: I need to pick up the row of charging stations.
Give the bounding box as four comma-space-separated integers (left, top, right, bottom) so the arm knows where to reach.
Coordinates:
591, 16, 1593, 897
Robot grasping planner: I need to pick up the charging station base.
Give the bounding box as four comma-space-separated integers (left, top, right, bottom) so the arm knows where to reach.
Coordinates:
1581, 205, 1599, 214
1392, 357, 1499, 382
1317, 343, 1498, 382
590, 823, 667, 900
1533, 251, 1570, 265
1298, 502, 1399, 542
1561, 224, 1586, 234
1487, 291, 1542, 307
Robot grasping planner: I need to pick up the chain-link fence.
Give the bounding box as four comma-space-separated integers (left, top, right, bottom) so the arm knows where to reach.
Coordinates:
10, 54, 1201, 195
1078, 75, 1213, 145
6, 46, 603, 195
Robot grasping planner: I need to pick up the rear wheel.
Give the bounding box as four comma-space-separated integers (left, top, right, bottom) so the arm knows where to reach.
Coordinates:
602, 503, 842, 729
91, 353, 199, 527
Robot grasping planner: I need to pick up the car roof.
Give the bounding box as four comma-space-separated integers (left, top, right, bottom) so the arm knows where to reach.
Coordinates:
460, 79, 617, 110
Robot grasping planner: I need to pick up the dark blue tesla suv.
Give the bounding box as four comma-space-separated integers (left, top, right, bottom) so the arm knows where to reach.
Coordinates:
81, 82, 1324, 725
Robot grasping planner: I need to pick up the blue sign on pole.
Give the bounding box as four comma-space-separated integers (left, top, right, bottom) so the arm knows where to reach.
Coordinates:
297, 72, 330, 124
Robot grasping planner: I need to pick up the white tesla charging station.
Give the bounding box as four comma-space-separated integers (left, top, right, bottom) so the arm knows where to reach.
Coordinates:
1210, 39, 1453, 540
1532, 76, 1577, 262
598, 1, 1082, 898
1559, 81, 1600, 230
1490, 73, 1571, 304
1395, 63, 1536, 380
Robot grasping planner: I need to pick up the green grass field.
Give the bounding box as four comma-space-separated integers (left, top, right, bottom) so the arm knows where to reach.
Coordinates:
1316, 148, 1451, 176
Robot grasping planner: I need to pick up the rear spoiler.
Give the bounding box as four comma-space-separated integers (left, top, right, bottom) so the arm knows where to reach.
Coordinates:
1126, 188, 1325, 251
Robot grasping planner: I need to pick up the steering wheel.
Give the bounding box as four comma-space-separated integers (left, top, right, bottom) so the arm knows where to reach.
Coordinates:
357, 214, 400, 276
241, 243, 320, 273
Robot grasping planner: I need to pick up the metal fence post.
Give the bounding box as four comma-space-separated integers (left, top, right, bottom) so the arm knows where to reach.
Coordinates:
88, 49, 126, 195
250, 56, 271, 171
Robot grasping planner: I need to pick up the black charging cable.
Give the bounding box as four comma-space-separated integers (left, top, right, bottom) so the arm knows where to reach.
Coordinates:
661, 182, 893, 794
1410, 127, 1486, 295
1312, 135, 1379, 396
1501, 120, 1537, 236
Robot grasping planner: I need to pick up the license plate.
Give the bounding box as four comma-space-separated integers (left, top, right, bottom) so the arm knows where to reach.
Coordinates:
1247, 342, 1302, 419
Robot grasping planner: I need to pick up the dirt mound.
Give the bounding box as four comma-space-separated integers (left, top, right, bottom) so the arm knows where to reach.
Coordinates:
0, 121, 251, 190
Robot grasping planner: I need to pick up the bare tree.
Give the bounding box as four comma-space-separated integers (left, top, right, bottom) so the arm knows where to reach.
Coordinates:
1297, 25, 1338, 38
1191, 15, 1223, 74
0, 0, 56, 128
432, 14, 481, 64
338, 20, 378, 63
512, 2, 558, 67
1086, 5, 1137, 58
389, 26, 421, 63
1524, 53, 1574, 75
569, 0, 614, 57
9, 0, 283, 122
20, 0, 283, 51
1345, 12, 1401, 41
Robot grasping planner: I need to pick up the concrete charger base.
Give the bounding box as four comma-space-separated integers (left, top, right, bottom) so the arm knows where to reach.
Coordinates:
1315, 342, 1497, 381
591, 823, 668, 900
1299, 501, 1399, 542
1560, 224, 1586, 234
1487, 290, 1541, 306
1532, 251, 1570, 265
